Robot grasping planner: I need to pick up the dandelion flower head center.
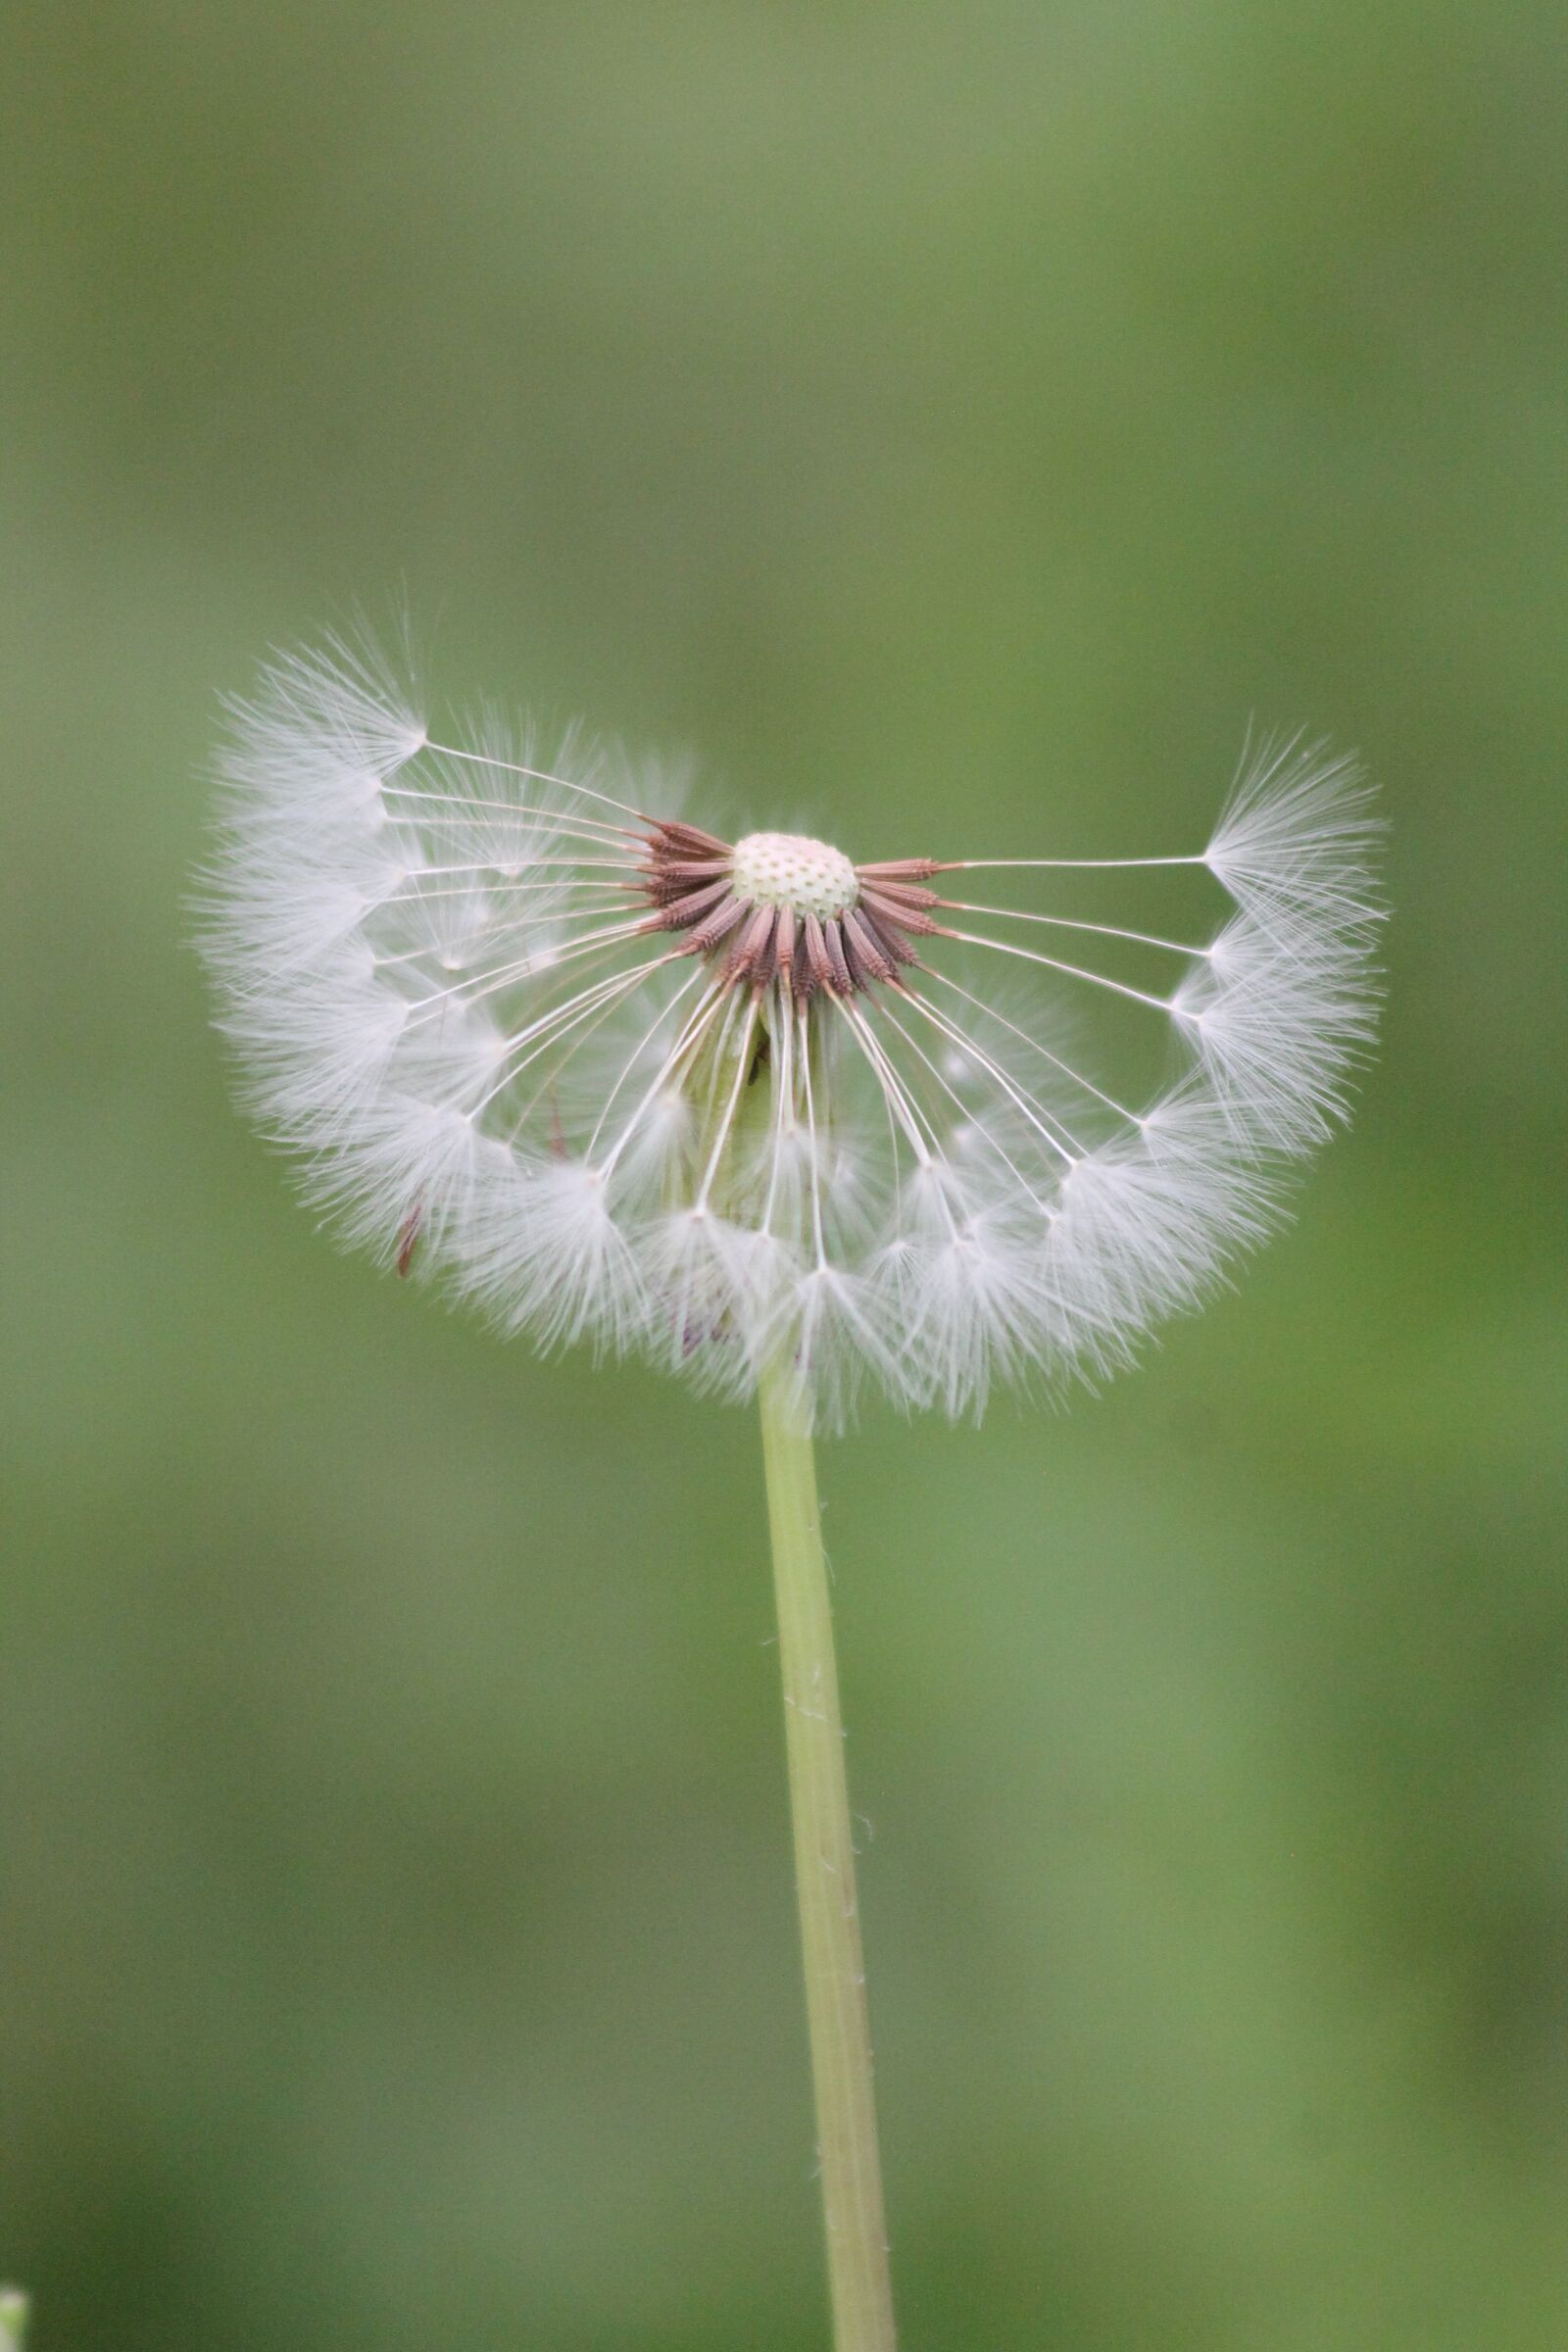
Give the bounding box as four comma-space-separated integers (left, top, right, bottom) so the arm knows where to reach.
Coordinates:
731, 831, 858, 921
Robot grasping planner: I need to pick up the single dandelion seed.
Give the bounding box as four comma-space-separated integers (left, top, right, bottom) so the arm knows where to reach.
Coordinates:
199, 640, 1384, 2352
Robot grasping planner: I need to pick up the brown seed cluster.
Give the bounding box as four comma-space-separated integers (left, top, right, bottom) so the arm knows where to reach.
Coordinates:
636, 819, 945, 1001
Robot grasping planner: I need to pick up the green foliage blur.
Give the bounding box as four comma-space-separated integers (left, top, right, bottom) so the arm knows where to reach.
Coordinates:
4, 5, 1565, 2346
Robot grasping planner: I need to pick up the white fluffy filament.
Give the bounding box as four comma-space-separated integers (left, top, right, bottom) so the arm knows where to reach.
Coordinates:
201, 644, 1383, 1425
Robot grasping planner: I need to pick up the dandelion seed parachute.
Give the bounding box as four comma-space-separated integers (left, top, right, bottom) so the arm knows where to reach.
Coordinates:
201, 644, 1383, 1427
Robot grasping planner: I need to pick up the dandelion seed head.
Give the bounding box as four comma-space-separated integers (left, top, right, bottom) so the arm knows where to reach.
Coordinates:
200, 640, 1384, 1427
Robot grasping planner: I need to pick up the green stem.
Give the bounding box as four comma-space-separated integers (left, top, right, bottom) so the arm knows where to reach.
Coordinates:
0, 2288, 28, 2352
759, 1362, 896, 2352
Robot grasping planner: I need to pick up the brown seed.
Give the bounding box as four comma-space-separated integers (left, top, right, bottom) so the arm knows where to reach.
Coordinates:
396, 1205, 423, 1279
858, 879, 939, 921
857, 901, 920, 967
649, 875, 734, 926
842, 906, 896, 985
726, 902, 778, 983
648, 819, 731, 858
682, 893, 749, 955
800, 909, 833, 1000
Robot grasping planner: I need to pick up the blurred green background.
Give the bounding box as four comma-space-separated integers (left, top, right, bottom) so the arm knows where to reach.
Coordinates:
5, 5, 1566, 2346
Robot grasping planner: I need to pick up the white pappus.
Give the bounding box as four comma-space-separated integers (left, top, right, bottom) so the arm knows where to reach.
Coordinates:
200, 642, 1384, 1426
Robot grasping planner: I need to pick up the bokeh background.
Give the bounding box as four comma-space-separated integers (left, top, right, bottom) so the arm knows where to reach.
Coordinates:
5, 5, 1566, 2347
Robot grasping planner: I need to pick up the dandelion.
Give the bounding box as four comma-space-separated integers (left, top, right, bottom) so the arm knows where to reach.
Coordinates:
204, 648, 1381, 1424
201, 639, 1383, 2352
